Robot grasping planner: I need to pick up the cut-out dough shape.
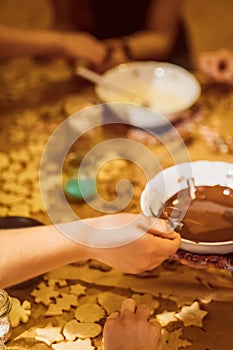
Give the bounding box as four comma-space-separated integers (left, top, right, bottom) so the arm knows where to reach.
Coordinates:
175, 301, 208, 327
74, 303, 105, 322
63, 319, 102, 340
9, 297, 31, 328
52, 338, 95, 350
36, 323, 64, 346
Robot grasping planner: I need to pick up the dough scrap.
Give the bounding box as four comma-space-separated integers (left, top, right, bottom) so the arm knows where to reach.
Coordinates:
69, 283, 87, 297
132, 293, 159, 313
46, 278, 67, 287
97, 292, 126, 314
162, 328, 192, 350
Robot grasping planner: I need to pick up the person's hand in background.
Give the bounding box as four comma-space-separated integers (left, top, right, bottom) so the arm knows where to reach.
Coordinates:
199, 49, 233, 83
103, 298, 162, 350
0, 25, 108, 70
57, 31, 108, 69
99, 38, 131, 72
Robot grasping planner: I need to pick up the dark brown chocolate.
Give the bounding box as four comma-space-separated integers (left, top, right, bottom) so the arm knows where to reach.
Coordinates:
162, 185, 233, 243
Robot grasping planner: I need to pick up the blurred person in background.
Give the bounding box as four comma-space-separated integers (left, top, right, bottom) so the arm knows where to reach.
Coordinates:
0, 0, 190, 72
2, 0, 233, 75
52, 0, 189, 70
0, 0, 182, 291
0, 24, 107, 70
182, 0, 233, 73
180, 1, 233, 83
198, 48, 233, 84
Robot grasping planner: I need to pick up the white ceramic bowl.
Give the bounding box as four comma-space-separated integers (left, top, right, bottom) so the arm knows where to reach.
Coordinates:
96, 61, 201, 121
140, 161, 233, 254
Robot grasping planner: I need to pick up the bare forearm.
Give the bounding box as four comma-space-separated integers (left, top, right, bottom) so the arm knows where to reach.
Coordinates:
126, 30, 175, 60
0, 25, 107, 68
0, 26, 62, 59
0, 224, 91, 288
126, 0, 181, 60
0, 214, 181, 288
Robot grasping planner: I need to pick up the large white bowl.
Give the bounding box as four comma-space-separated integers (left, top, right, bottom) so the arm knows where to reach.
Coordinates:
96, 61, 201, 122
140, 161, 233, 254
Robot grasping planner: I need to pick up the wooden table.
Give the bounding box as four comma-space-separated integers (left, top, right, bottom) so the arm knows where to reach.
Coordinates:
0, 58, 233, 349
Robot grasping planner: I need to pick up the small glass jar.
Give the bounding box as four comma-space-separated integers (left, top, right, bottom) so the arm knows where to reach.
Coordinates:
0, 289, 12, 343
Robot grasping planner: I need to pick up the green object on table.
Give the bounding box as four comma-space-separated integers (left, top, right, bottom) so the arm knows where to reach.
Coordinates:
64, 178, 97, 200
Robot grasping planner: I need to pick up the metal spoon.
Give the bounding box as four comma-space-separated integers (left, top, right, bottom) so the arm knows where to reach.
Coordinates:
76, 66, 150, 107
149, 197, 185, 232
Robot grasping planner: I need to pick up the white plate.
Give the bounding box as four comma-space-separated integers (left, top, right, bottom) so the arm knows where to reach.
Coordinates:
96, 61, 201, 120
140, 161, 233, 254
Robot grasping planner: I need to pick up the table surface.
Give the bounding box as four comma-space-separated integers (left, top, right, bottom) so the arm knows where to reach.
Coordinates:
0, 58, 233, 350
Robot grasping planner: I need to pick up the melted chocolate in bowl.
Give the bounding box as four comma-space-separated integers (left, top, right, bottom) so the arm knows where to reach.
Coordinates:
162, 185, 233, 243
